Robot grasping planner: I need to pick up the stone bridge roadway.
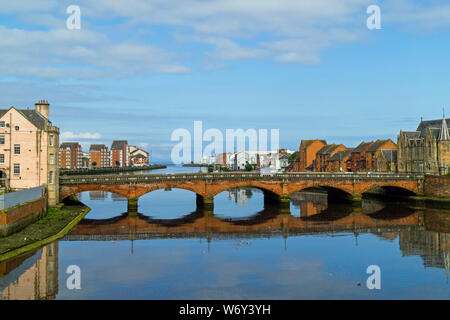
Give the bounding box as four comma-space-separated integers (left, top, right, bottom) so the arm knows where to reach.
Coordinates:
59, 172, 425, 211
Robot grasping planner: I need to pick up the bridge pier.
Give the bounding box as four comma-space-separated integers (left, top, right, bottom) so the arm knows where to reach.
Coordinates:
351, 193, 363, 204
263, 191, 291, 214
127, 197, 139, 216
196, 194, 214, 212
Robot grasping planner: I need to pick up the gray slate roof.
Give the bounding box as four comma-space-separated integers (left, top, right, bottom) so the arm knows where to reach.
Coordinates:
60, 142, 81, 149
329, 148, 354, 161
366, 139, 394, 153
317, 144, 341, 155
90, 144, 108, 151
352, 142, 373, 153
416, 118, 450, 140
111, 140, 128, 150
0, 108, 49, 130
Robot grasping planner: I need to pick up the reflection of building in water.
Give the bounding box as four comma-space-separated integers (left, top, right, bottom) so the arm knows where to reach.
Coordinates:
111, 193, 126, 201
399, 229, 450, 272
373, 232, 398, 242
227, 188, 257, 206
89, 190, 109, 200
291, 191, 328, 217
0, 243, 58, 300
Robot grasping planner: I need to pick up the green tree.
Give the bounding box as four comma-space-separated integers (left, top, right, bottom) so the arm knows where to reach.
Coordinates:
288, 151, 299, 164
245, 162, 253, 171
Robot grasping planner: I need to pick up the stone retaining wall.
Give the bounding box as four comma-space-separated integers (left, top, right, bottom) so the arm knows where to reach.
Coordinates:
0, 197, 47, 237
424, 175, 450, 197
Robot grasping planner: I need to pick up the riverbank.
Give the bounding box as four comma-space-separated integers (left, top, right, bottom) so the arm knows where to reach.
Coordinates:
60, 164, 167, 175
362, 190, 450, 209
182, 163, 208, 167
0, 199, 90, 263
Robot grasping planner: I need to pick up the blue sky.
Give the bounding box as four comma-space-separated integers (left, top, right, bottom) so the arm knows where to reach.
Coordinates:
1, 0, 450, 162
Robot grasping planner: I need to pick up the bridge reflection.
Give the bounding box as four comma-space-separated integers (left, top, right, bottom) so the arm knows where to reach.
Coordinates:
66, 198, 428, 240
1, 209, 449, 300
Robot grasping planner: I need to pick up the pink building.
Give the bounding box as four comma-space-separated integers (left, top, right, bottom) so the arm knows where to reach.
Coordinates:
0, 101, 59, 205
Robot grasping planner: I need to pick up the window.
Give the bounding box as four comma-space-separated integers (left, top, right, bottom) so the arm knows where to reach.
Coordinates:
14, 144, 20, 155
0, 154, 3, 164
49, 154, 54, 165
0, 136, 4, 144
13, 163, 20, 175
49, 135, 54, 146
14, 126, 19, 131
49, 171, 53, 184
0, 121, 4, 128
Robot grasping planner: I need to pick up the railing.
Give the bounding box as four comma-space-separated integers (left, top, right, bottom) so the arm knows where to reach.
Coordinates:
0, 186, 44, 210
59, 172, 425, 185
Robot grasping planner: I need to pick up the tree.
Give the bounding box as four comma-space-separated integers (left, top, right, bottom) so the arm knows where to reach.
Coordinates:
288, 151, 299, 164
245, 162, 253, 171
91, 162, 97, 167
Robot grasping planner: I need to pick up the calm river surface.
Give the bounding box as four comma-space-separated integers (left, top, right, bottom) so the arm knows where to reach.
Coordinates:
1, 165, 449, 299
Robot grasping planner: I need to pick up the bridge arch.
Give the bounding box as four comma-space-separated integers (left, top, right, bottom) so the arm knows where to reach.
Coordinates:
288, 185, 354, 200
60, 185, 131, 200
209, 181, 283, 197
358, 184, 418, 197
134, 184, 204, 198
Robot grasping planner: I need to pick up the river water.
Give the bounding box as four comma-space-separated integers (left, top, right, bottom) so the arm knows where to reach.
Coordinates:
0, 165, 449, 299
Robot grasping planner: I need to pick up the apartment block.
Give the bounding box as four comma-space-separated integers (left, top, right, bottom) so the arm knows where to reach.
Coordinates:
89, 144, 111, 168
111, 140, 128, 167
59, 142, 82, 169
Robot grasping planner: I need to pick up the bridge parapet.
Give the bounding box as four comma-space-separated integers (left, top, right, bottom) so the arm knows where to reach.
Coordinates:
59, 172, 425, 185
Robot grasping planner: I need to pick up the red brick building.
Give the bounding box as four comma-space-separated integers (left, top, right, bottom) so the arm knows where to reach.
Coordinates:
296, 140, 327, 172
365, 139, 397, 171
326, 148, 354, 172
313, 144, 347, 172
111, 140, 129, 167
59, 142, 82, 169
89, 144, 110, 168
349, 142, 374, 172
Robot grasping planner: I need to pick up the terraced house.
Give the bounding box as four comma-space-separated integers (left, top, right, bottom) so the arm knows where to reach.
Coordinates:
313, 144, 347, 172
0, 101, 59, 205
398, 116, 450, 174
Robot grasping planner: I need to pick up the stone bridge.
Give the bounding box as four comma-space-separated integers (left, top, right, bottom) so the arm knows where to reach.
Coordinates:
59, 172, 425, 212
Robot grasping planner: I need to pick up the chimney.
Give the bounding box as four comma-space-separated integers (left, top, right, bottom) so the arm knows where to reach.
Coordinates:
35, 99, 50, 120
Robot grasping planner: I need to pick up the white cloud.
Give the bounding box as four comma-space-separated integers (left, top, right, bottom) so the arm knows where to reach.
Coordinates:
61, 131, 101, 140
138, 142, 149, 149
383, 0, 450, 29
0, 25, 190, 79
1, 0, 449, 80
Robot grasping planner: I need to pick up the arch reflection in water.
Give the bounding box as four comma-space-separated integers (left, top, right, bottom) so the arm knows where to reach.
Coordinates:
1, 205, 449, 299
67, 198, 421, 239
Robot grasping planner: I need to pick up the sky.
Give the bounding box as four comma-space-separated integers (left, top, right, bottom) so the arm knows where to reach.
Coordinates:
1, 0, 450, 162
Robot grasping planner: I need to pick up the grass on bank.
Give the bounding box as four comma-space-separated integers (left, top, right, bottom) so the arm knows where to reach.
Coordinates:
0, 198, 89, 256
